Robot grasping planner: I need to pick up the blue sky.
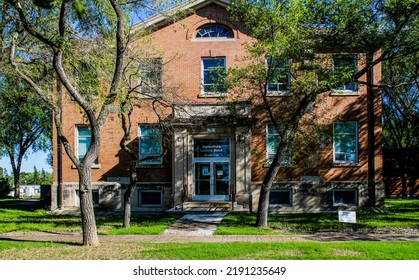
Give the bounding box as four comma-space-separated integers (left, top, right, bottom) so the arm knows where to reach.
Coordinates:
0, 149, 52, 174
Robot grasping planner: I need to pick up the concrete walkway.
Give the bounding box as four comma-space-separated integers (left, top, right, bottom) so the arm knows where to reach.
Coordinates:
162, 213, 227, 236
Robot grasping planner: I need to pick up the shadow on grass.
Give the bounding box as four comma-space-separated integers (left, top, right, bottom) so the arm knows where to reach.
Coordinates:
0, 237, 81, 247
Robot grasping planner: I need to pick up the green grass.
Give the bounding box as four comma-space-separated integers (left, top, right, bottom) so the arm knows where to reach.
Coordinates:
0, 198, 417, 236
135, 241, 419, 260
0, 241, 418, 260
215, 199, 419, 235
0, 206, 182, 235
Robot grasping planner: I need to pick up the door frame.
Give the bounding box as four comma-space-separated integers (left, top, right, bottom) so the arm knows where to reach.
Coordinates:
193, 158, 230, 201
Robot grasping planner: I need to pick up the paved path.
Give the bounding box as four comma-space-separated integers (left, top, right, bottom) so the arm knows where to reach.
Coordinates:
1, 232, 419, 244
162, 213, 227, 236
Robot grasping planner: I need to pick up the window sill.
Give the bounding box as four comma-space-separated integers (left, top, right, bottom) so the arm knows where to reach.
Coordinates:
330, 90, 359, 96
138, 164, 164, 168
267, 91, 291, 97
192, 38, 234, 42
263, 161, 292, 168
138, 93, 162, 99
71, 164, 101, 169
198, 93, 227, 98
333, 162, 360, 167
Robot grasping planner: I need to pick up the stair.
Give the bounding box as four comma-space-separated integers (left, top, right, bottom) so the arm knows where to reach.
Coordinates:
181, 201, 244, 212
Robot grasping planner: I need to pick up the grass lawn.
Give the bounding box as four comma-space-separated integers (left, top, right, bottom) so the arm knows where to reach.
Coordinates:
0, 198, 418, 260
0, 200, 183, 235
215, 199, 419, 235
0, 241, 418, 260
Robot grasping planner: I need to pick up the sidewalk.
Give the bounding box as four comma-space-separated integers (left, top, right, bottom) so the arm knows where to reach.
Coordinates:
1, 232, 419, 244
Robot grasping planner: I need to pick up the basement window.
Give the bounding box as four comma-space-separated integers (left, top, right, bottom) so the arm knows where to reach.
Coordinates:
92, 190, 99, 206
269, 190, 292, 206
333, 189, 358, 206
139, 190, 162, 207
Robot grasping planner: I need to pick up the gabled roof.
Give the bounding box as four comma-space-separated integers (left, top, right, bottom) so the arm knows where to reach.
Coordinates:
132, 0, 230, 31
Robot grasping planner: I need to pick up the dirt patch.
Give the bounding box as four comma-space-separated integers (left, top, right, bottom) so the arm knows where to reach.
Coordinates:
332, 249, 363, 257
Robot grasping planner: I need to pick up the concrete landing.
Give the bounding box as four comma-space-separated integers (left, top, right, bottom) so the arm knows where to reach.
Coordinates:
162, 213, 227, 236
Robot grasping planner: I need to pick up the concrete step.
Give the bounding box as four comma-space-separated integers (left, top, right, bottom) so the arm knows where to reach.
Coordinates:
182, 201, 243, 212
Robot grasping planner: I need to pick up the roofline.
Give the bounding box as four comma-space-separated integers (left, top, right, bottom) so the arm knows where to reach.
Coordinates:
132, 0, 230, 32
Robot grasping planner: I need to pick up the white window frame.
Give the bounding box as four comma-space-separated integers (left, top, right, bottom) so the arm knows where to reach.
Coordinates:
333, 189, 358, 206
266, 124, 290, 164
266, 58, 291, 95
269, 190, 292, 206
333, 122, 358, 164
138, 58, 162, 98
76, 126, 98, 165
201, 57, 227, 96
332, 55, 358, 94
138, 125, 163, 165
195, 25, 234, 40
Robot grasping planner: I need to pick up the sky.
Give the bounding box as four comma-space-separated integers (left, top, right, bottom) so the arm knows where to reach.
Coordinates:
0, 149, 52, 174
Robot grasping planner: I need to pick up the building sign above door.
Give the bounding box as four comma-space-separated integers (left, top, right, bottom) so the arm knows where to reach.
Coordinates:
194, 138, 230, 158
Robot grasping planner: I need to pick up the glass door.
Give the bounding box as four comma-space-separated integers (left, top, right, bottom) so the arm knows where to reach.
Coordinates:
195, 162, 211, 196
214, 162, 229, 196
194, 160, 230, 200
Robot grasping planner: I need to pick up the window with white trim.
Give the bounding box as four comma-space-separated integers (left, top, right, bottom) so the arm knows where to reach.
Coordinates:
139, 125, 163, 165
269, 190, 292, 206
266, 124, 290, 164
76, 126, 98, 164
138, 58, 162, 98
333, 55, 358, 92
333, 189, 358, 206
266, 58, 290, 94
333, 122, 358, 163
195, 25, 233, 39
202, 57, 226, 95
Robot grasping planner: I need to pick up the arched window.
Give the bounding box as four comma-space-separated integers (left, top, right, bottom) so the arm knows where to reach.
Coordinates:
195, 25, 233, 39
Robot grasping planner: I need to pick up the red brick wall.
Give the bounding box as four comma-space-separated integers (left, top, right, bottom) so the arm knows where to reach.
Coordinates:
54, 3, 383, 187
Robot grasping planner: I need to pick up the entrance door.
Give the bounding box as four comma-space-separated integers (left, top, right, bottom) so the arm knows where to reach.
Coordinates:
194, 160, 230, 201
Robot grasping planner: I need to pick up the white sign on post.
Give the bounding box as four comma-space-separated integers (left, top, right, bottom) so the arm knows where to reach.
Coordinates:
338, 210, 357, 223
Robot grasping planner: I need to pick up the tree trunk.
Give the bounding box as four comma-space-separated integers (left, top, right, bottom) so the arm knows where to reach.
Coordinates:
123, 160, 138, 228
123, 184, 135, 228
13, 172, 21, 199
256, 131, 292, 228
11, 155, 23, 199
78, 167, 100, 246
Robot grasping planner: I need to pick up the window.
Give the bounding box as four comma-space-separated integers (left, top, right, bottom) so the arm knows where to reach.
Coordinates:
92, 190, 99, 206
202, 57, 226, 95
266, 124, 290, 164
195, 25, 233, 39
333, 189, 358, 206
138, 58, 162, 97
266, 58, 290, 94
269, 190, 292, 206
333, 55, 358, 92
139, 190, 162, 206
333, 122, 358, 163
76, 126, 98, 164
139, 125, 163, 165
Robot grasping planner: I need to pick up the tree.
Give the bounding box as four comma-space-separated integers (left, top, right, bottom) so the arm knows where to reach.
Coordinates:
3, 0, 128, 246
0, 75, 51, 198
382, 51, 418, 198
228, 0, 419, 227
3, 0, 187, 245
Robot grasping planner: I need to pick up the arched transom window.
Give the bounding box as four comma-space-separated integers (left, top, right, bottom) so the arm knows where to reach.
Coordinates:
195, 25, 234, 39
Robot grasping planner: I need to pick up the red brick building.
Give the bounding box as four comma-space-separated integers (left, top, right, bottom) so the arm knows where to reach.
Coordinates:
51, 0, 384, 212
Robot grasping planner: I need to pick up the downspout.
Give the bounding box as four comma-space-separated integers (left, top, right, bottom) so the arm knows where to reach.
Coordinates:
367, 53, 376, 207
